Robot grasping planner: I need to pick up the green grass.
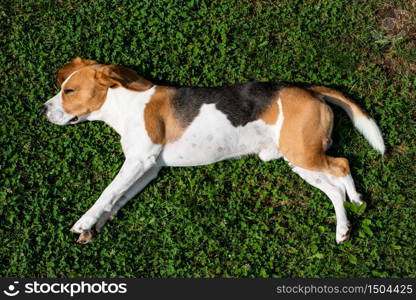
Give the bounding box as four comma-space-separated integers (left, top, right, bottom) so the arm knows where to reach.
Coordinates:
1, 0, 415, 277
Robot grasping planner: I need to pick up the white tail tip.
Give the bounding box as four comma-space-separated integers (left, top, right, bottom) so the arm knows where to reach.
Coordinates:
353, 117, 385, 154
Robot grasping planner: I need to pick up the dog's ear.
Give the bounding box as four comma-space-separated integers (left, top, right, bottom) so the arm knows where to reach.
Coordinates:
95, 65, 153, 92
57, 57, 98, 85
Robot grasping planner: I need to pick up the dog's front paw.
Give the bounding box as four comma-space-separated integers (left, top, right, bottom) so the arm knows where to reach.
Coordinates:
70, 215, 97, 234
76, 229, 97, 244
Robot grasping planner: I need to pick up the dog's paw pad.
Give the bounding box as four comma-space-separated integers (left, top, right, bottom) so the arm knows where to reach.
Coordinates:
76, 229, 96, 244
336, 224, 351, 244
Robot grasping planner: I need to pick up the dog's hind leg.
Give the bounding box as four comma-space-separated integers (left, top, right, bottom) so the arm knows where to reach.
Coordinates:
339, 173, 363, 205
278, 87, 364, 244
290, 159, 352, 244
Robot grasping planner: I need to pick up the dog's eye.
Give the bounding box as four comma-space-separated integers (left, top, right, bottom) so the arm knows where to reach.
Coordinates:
64, 89, 75, 94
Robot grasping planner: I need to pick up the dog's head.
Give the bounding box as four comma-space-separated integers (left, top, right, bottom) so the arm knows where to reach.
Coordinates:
43, 57, 153, 125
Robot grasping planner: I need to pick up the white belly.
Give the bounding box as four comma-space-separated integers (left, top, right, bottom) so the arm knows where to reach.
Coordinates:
159, 103, 283, 166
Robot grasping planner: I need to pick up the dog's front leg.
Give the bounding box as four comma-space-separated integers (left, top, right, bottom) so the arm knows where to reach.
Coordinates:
93, 164, 162, 232
70, 145, 161, 242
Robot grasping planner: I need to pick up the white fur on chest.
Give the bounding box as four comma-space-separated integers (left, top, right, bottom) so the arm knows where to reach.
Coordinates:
160, 101, 284, 166
89, 86, 157, 155
90, 87, 155, 134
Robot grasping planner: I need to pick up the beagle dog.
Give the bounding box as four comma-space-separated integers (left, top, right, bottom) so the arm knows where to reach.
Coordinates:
43, 57, 385, 244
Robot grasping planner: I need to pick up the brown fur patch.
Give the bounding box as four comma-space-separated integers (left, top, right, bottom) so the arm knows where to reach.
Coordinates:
307, 86, 369, 119
260, 101, 279, 125
144, 86, 185, 145
57, 57, 98, 85
278, 87, 349, 177
327, 157, 350, 177
96, 65, 153, 92
61, 67, 108, 116
59, 58, 154, 116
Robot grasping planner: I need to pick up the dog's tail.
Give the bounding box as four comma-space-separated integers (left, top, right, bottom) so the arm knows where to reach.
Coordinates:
307, 86, 385, 154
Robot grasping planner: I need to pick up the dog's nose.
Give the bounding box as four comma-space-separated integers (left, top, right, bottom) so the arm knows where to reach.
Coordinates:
40, 104, 47, 114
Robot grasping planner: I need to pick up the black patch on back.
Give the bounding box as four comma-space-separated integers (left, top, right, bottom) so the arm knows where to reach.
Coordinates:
171, 82, 283, 127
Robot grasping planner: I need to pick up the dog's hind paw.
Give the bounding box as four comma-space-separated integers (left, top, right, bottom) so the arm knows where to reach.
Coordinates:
336, 223, 351, 244
350, 193, 363, 206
